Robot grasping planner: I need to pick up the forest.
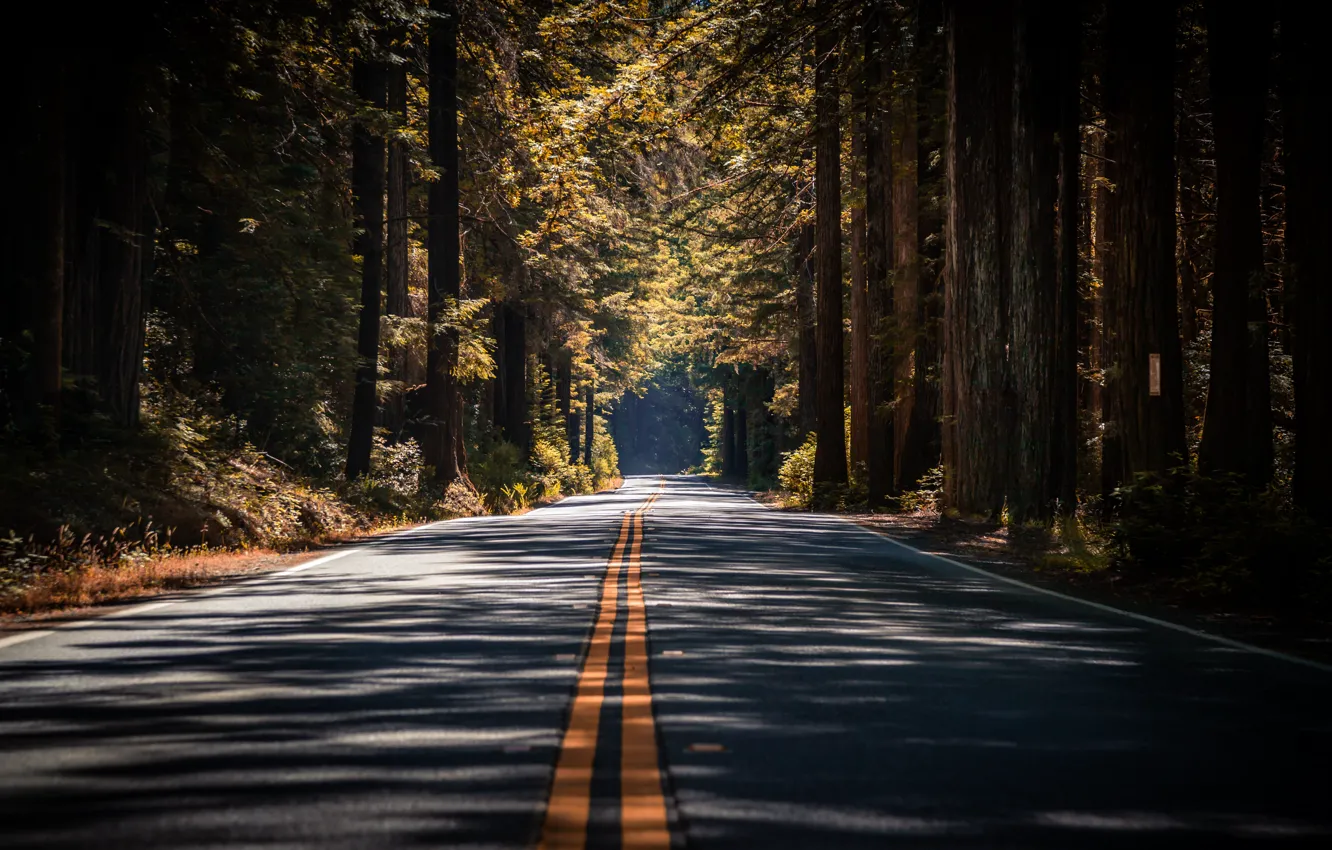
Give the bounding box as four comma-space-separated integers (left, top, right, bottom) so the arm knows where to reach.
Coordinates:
2, 0, 1328, 614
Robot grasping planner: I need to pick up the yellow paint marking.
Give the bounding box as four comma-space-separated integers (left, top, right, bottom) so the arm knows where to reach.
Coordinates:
621, 510, 670, 848
540, 481, 671, 849
539, 512, 631, 850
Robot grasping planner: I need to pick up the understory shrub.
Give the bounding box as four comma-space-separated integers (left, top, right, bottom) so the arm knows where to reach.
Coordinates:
1111, 469, 1332, 608
778, 433, 817, 507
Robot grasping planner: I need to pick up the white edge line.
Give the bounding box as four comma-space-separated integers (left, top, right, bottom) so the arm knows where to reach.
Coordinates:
0, 519, 450, 654
721, 480, 1332, 676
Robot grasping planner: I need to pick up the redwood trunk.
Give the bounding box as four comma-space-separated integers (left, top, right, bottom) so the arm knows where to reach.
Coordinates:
865, 5, 895, 504
1102, 0, 1185, 488
942, 0, 1013, 518
812, 2, 847, 487
849, 45, 870, 476
385, 61, 411, 441
1197, 2, 1273, 486
425, 0, 464, 483
346, 58, 387, 481
1282, 2, 1331, 519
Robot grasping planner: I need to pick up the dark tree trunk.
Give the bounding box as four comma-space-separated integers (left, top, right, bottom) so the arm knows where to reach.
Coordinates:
501, 302, 527, 455
1177, 116, 1203, 346
942, 0, 1013, 518
1008, 0, 1078, 521
490, 300, 506, 430
346, 59, 388, 481
584, 383, 595, 466
558, 354, 577, 462
424, 0, 464, 484
35, 62, 67, 425
736, 403, 750, 482
795, 218, 817, 438
890, 28, 918, 495
1101, 0, 1185, 489
898, 0, 945, 492
721, 404, 736, 477
1197, 1, 1273, 486
1053, 3, 1081, 512
385, 60, 411, 441
849, 36, 870, 476
813, 0, 847, 487
1282, 2, 1331, 520
865, 3, 895, 505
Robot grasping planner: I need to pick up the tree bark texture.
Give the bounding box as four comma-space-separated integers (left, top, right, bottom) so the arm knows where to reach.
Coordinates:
1102, 0, 1185, 488
1281, 1, 1332, 520
943, 0, 1013, 517
865, 4, 895, 504
502, 302, 527, 454
849, 59, 870, 476
1197, 1, 1273, 486
813, 1, 848, 486
385, 61, 411, 441
425, 0, 464, 483
346, 58, 387, 481
795, 218, 818, 438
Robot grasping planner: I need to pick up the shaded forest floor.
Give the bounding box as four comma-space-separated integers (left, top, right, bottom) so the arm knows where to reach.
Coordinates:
751, 490, 1332, 667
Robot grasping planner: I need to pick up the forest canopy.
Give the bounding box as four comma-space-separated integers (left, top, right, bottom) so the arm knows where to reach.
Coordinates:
2, 0, 1328, 609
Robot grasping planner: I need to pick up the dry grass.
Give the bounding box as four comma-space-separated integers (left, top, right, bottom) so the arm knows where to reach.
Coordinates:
0, 518, 428, 622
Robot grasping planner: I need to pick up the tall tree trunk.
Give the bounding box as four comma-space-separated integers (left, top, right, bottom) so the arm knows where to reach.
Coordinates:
584, 383, 595, 466
35, 62, 67, 425
1052, 2, 1081, 512
942, 0, 1013, 518
1197, 1, 1273, 486
795, 217, 817, 438
849, 42, 870, 476
1281, 2, 1331, 520
865, 3, 895, 504
1102, 0, 1185, 490
721, 403, 736, 477
1007, 0, 1079, 521
898, 0, 945, 492
425, 0, 464, 484
385, 60, 411, 441
490, 300, 506, 430
502, 302, 527, 455
891, 28, 919, 493
812, 1, 847, 487
346, 58, 388, 481
736, 402, 750, 483
558, 354, 577, 462
1176, 115, 1203, 346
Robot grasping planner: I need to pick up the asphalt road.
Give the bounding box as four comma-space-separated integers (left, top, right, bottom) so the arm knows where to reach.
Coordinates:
1, 475, 1329, 848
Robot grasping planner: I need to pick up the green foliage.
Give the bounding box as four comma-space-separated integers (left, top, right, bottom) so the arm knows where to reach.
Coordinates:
778, 433, 818, 508
898, 465, 945, 513
1111, 470, 1332, 608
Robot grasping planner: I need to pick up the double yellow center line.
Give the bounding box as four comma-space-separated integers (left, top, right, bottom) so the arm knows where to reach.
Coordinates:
540, 485, 670, 849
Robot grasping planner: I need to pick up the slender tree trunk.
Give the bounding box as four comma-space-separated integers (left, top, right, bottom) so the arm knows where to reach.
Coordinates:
1281, 2, 1331, 520
346, 58, 388, 481
1102, 0, 1185, 489
736, 403, 750, 482
1053, 3, 1081, 512
721, 403, 736, 477
898, 0, 945, 492
490, 300, 506, 430
849, 42, 870, 476
558, 354, 577, 462
1197, 1, 1273, 486
813, 0, 847, 487
891, 35, 919, 493
584, 383, 595, 466
35, 63, 66, 424
425, 0, 464, 484
795, 217, 817, 438
385, 61, 411, 441
942, 0, 1013, 518
865, 3, 895, 504
1177, 116, 1202, 346
502, 302, 527, 455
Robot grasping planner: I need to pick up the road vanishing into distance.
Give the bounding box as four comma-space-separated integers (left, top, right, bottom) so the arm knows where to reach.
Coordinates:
2, 476, 1330, 849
